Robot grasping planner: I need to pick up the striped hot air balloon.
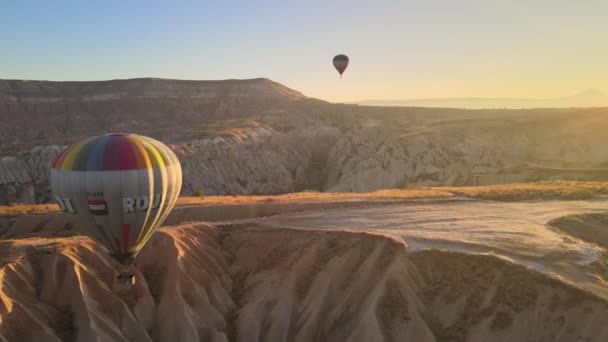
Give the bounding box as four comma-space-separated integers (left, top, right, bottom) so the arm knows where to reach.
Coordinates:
50, 133, 182, 279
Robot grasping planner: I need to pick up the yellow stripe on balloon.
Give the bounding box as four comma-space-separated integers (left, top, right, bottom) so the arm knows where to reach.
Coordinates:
126, 135, 152, 169
61, 136, 96, 171
140, 138, 165, 169
131, 136, 166, 247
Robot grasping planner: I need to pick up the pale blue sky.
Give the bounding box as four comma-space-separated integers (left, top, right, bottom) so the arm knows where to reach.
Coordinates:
2, 1, 607, 101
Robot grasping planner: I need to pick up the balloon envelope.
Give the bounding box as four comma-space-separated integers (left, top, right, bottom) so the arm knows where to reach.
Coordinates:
333, 54, 349, 76
50, 133, 182, 263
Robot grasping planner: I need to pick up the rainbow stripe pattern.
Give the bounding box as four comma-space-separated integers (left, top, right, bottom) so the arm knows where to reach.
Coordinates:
52, 133, 178, 171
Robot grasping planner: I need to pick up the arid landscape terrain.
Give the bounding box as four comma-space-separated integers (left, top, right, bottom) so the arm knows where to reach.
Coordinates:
2, 78, 608, 205
1, 184, 608, 341
4, 1, 608, 340
1, 78, 608, 341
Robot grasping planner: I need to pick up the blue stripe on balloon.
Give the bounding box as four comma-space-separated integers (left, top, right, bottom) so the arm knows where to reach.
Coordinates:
86, 135, 112, 171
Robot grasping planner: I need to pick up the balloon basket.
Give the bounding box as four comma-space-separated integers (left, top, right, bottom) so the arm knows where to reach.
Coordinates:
117, 264, 135, 286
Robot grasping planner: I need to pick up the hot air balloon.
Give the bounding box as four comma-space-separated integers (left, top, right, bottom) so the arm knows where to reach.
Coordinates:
333, 54, 349, 77
50, 133, 182, 284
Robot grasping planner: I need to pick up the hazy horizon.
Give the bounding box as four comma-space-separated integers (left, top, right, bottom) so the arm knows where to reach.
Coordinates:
2, 0, 608, 102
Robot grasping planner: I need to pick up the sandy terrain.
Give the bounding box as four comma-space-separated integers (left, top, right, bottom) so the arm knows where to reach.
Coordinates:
239, 199, 608, 300
549, 213, 608, 249
1, 197, 608, 341
4, 181, 608, 216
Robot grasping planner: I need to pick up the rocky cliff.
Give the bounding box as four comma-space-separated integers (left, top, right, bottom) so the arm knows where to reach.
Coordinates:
324, 108, 608, 191
2, 78, 608, 204
0, 78, 313, 153
2, 220, 607, 341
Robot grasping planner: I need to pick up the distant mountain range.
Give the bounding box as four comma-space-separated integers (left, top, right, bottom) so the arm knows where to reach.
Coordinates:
357, 89, 608, 109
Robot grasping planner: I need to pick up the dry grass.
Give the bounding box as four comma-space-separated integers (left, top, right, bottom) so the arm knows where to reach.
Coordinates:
443, 181, 608, 201
177, 188, 452, 206
0, 203, 60, 216
2, 181, 607, 217
180, 181, 608, 205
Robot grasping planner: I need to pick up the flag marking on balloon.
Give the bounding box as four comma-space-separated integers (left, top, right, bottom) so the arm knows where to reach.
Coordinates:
88, 199, 109, 215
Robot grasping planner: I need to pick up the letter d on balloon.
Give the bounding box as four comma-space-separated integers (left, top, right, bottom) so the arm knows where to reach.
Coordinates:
137, 196, 149, 211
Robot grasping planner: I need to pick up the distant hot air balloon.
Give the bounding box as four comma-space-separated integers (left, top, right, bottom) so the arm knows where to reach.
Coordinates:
333, 54, 349, 77
50, 133, 182, 284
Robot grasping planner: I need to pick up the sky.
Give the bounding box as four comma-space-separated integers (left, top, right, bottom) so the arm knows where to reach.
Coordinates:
2, 0, 608, 102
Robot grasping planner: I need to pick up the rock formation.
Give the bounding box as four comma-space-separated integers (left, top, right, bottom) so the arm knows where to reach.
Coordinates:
2, 78, 608, 204
1, 220, 607, 341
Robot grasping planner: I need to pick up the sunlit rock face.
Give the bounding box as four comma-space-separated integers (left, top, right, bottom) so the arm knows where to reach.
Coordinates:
323, 109, 608, 192
0, 145, 62, 204
2, 78, 608, 203
1, 221, 608, 342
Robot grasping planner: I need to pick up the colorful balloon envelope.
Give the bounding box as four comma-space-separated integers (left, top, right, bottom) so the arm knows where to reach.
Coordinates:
50, 133, 182, 264
333, 54, 349, 77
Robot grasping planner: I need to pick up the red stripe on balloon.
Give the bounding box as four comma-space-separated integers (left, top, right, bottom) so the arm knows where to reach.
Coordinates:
102, 136, 122, 170
122, 224, 130, 253
51, 150, 65, 168
101, 135, 139, 170
114, 237, 122, 252
117, 135, 138, 170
